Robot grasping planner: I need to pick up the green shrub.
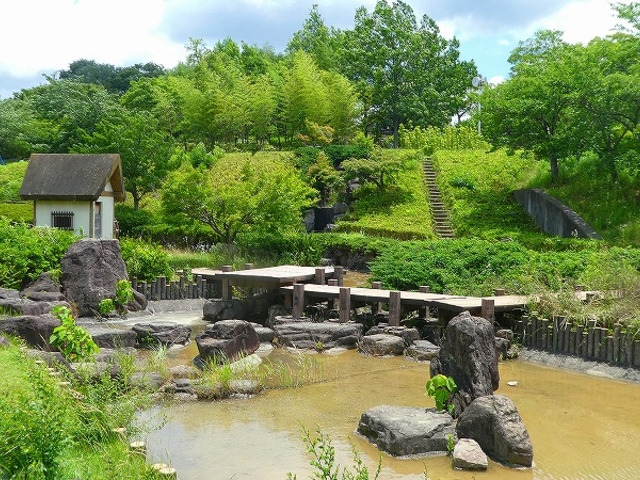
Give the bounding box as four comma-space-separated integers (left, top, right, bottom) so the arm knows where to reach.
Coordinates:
324, 144, 371, 167
293, 147, 321, 173
0, 342, 157, 479
0, 219, 77, 289
49, 305, 99, 361
426, 374, 457, 414
119, 237, 173, 282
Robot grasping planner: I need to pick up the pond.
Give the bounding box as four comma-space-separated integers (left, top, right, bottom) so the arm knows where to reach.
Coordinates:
140, 318, 640, 480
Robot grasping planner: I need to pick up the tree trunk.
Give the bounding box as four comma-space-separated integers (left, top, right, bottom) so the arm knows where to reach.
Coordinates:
550, 154, 559, 184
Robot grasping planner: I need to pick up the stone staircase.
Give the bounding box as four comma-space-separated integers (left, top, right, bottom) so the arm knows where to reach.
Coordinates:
423, 159, 454, 239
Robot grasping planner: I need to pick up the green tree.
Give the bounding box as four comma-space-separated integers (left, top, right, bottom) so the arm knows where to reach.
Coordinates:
161, 154, 316, 247
341, 0, 477, 146
287, 4, 342, 71
21, 79, 120, 152
479, 30, 579, 183
73, 109, 174, 209
341, 147, 407, 190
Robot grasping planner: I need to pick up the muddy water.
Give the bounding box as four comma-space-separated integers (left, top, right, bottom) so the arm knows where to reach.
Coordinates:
144, 337, 640, 480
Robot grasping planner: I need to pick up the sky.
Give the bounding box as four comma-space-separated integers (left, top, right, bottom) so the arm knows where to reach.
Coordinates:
0, 0, 634, 99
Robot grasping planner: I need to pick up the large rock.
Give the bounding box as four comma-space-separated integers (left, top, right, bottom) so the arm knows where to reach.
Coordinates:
0, 314, 60, 349
82, 325, 137, 349
60, 238, 141, 317
273, 321, 362, 350
456, 395, 533, 467
196, 320, 260, 363
359, 333, 405, 356
357, 405, 456, 457
405, 340, 440, 361
21, 272, 65, 302
132, 321, 191, 347
453, 438, 488, 470
365, 324, 420, 346
430, 311, 499, 414
0, 297, 65, 317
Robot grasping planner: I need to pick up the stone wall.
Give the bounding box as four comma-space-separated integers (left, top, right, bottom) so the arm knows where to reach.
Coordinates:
513, 188, 601, 239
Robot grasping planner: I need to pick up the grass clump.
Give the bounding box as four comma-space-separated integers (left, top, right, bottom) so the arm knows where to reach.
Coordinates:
0, 340, 160, 479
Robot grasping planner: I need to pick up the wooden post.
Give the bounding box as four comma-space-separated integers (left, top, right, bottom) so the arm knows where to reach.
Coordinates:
196, 275, 204, 299
418, 285, 430, 318
130, 441, 146, 455
334, 266, 344, 286
221, 265, 233, 301
159, 276, 167, 300
372, 281, 383, 315
315, 267, 325, 285
244, 263, 254, 297
389, 291, 401, 326
634, 340, 640, 368
494, 288, 505, 296
326, 279, 338, 309
339, 287, 351, 323
480, 298, 495, 325
541, 318, 550, 350
178, 275, 185, 299
293, 283, 305, 319
613, 323, 622, 364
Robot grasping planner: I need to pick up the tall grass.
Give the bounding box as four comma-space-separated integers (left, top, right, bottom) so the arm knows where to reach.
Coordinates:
0, 340, 160, 479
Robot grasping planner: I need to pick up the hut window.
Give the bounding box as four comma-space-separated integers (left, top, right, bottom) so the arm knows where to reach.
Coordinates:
52, 211, 74, 230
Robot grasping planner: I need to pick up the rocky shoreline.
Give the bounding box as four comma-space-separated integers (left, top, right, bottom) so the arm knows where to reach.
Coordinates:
519, 348, 640, 383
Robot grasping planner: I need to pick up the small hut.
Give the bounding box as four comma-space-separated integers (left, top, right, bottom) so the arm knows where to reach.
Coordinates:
20, 153, 125, 239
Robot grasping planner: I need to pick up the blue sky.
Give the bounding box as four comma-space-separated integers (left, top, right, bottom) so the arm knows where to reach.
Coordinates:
0, 0, 632, 99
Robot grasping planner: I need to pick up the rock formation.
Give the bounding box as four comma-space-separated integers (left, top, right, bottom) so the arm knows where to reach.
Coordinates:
430, 310, 499, 414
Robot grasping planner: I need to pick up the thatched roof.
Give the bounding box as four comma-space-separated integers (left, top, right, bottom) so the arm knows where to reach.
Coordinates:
20, 154, 125, 202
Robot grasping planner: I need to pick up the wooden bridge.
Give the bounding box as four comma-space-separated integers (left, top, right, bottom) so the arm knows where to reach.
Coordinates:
199, 264, 528, 325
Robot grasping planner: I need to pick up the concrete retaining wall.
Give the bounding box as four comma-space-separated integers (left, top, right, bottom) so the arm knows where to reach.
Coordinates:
513, 188, 602, 239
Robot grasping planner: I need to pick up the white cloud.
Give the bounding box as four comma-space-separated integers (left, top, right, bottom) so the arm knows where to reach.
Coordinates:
0, 0, 185, 77
540, 0, 623, 44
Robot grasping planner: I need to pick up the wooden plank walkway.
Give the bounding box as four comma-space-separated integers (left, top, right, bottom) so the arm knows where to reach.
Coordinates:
191, 264, 529, 325
215, 265, 335, 286
280, 284, 528, 325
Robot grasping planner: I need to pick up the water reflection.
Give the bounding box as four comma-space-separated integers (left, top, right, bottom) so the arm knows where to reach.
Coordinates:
143, 346, 640, 480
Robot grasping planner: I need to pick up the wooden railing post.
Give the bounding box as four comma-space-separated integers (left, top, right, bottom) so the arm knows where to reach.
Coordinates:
339, 287, 351, 323
293, 283, 305, 319
221, 265, 233, 300
481, 298, 495, 325
371, 281, 382, 314
389, 291, 401, 326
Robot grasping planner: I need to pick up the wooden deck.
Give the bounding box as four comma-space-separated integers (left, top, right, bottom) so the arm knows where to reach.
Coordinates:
215, 265, 335, 286
280, 284, 528, 325
191, 264, 528, 325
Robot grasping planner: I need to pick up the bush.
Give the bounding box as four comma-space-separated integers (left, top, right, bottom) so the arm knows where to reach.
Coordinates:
119, 237, 173, 282
293, 147, 321, 173
0, 219, 77, 289
324, 144, 371, 167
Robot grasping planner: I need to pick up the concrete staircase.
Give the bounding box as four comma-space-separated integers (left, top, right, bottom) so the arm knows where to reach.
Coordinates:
423, 159, 455, 239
